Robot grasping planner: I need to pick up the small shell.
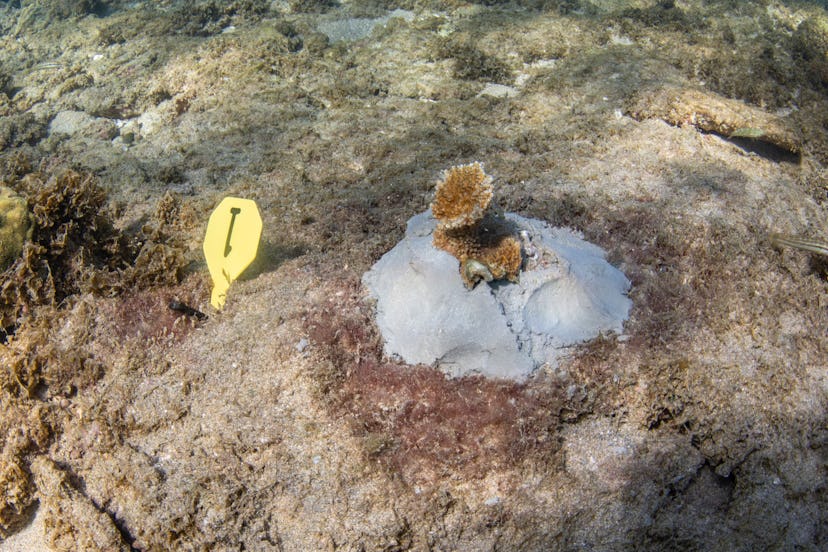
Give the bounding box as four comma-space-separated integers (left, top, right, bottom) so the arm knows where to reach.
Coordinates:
462, 258, 494, 289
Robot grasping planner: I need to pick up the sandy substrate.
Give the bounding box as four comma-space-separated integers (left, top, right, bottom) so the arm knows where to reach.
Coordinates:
0, 508, 46, 552
1, 1, 827, 550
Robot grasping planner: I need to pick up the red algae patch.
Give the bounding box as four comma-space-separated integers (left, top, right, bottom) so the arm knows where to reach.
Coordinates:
340, 361, 562, 485
304, 277, 566, 487
99, 274, 210, 346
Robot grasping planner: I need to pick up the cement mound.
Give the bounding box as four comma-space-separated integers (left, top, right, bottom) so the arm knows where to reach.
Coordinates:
363, 211, 631, 381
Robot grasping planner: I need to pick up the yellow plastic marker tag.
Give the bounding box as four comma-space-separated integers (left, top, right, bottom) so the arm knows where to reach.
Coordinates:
203, 197, 262, 310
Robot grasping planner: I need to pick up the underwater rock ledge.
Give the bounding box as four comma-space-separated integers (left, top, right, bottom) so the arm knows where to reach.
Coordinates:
363, 210, 632, 381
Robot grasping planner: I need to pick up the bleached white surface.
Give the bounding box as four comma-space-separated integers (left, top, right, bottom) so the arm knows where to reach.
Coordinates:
362, 211, 632, 381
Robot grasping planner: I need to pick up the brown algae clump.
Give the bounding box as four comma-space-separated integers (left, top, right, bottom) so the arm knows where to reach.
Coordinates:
0, 170, 192, 330
431, 163, 522, 288
0, 170, 131, 327
0, 168, 200, 535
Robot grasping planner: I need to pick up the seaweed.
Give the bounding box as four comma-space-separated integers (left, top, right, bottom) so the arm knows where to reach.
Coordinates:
37, 0, 108, 18
305, 277, 566, 487
0, 171, 193, 328
0, 112, 46, 151
0, 400, 55, 538
0, 168, 198, 401
0, 304, 103, 398
0, 170, 132, 327
0, 168, 202, 535
434, 38, 513, 84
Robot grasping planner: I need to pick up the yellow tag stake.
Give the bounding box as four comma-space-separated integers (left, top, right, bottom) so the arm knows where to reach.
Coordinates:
203, 197, 262, 309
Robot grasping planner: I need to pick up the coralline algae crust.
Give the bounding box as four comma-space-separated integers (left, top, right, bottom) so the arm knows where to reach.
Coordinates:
0, 186, 32, 271
363, 210, 632, 381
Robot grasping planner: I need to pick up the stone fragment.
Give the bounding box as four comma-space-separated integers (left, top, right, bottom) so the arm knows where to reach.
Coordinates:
627, 86, 801, 155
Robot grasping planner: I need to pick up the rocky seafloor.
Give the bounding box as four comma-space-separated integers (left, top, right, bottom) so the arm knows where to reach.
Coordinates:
0, 0, 827, 550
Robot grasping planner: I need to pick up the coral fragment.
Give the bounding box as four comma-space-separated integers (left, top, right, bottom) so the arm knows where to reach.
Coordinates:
430, 162, 493, 230
431, 163, 522, 288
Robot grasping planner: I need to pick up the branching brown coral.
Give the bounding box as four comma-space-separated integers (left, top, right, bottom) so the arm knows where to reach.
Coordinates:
431, 163, 522, 288
431, 163, 493, 229
433, 216, 522, 285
